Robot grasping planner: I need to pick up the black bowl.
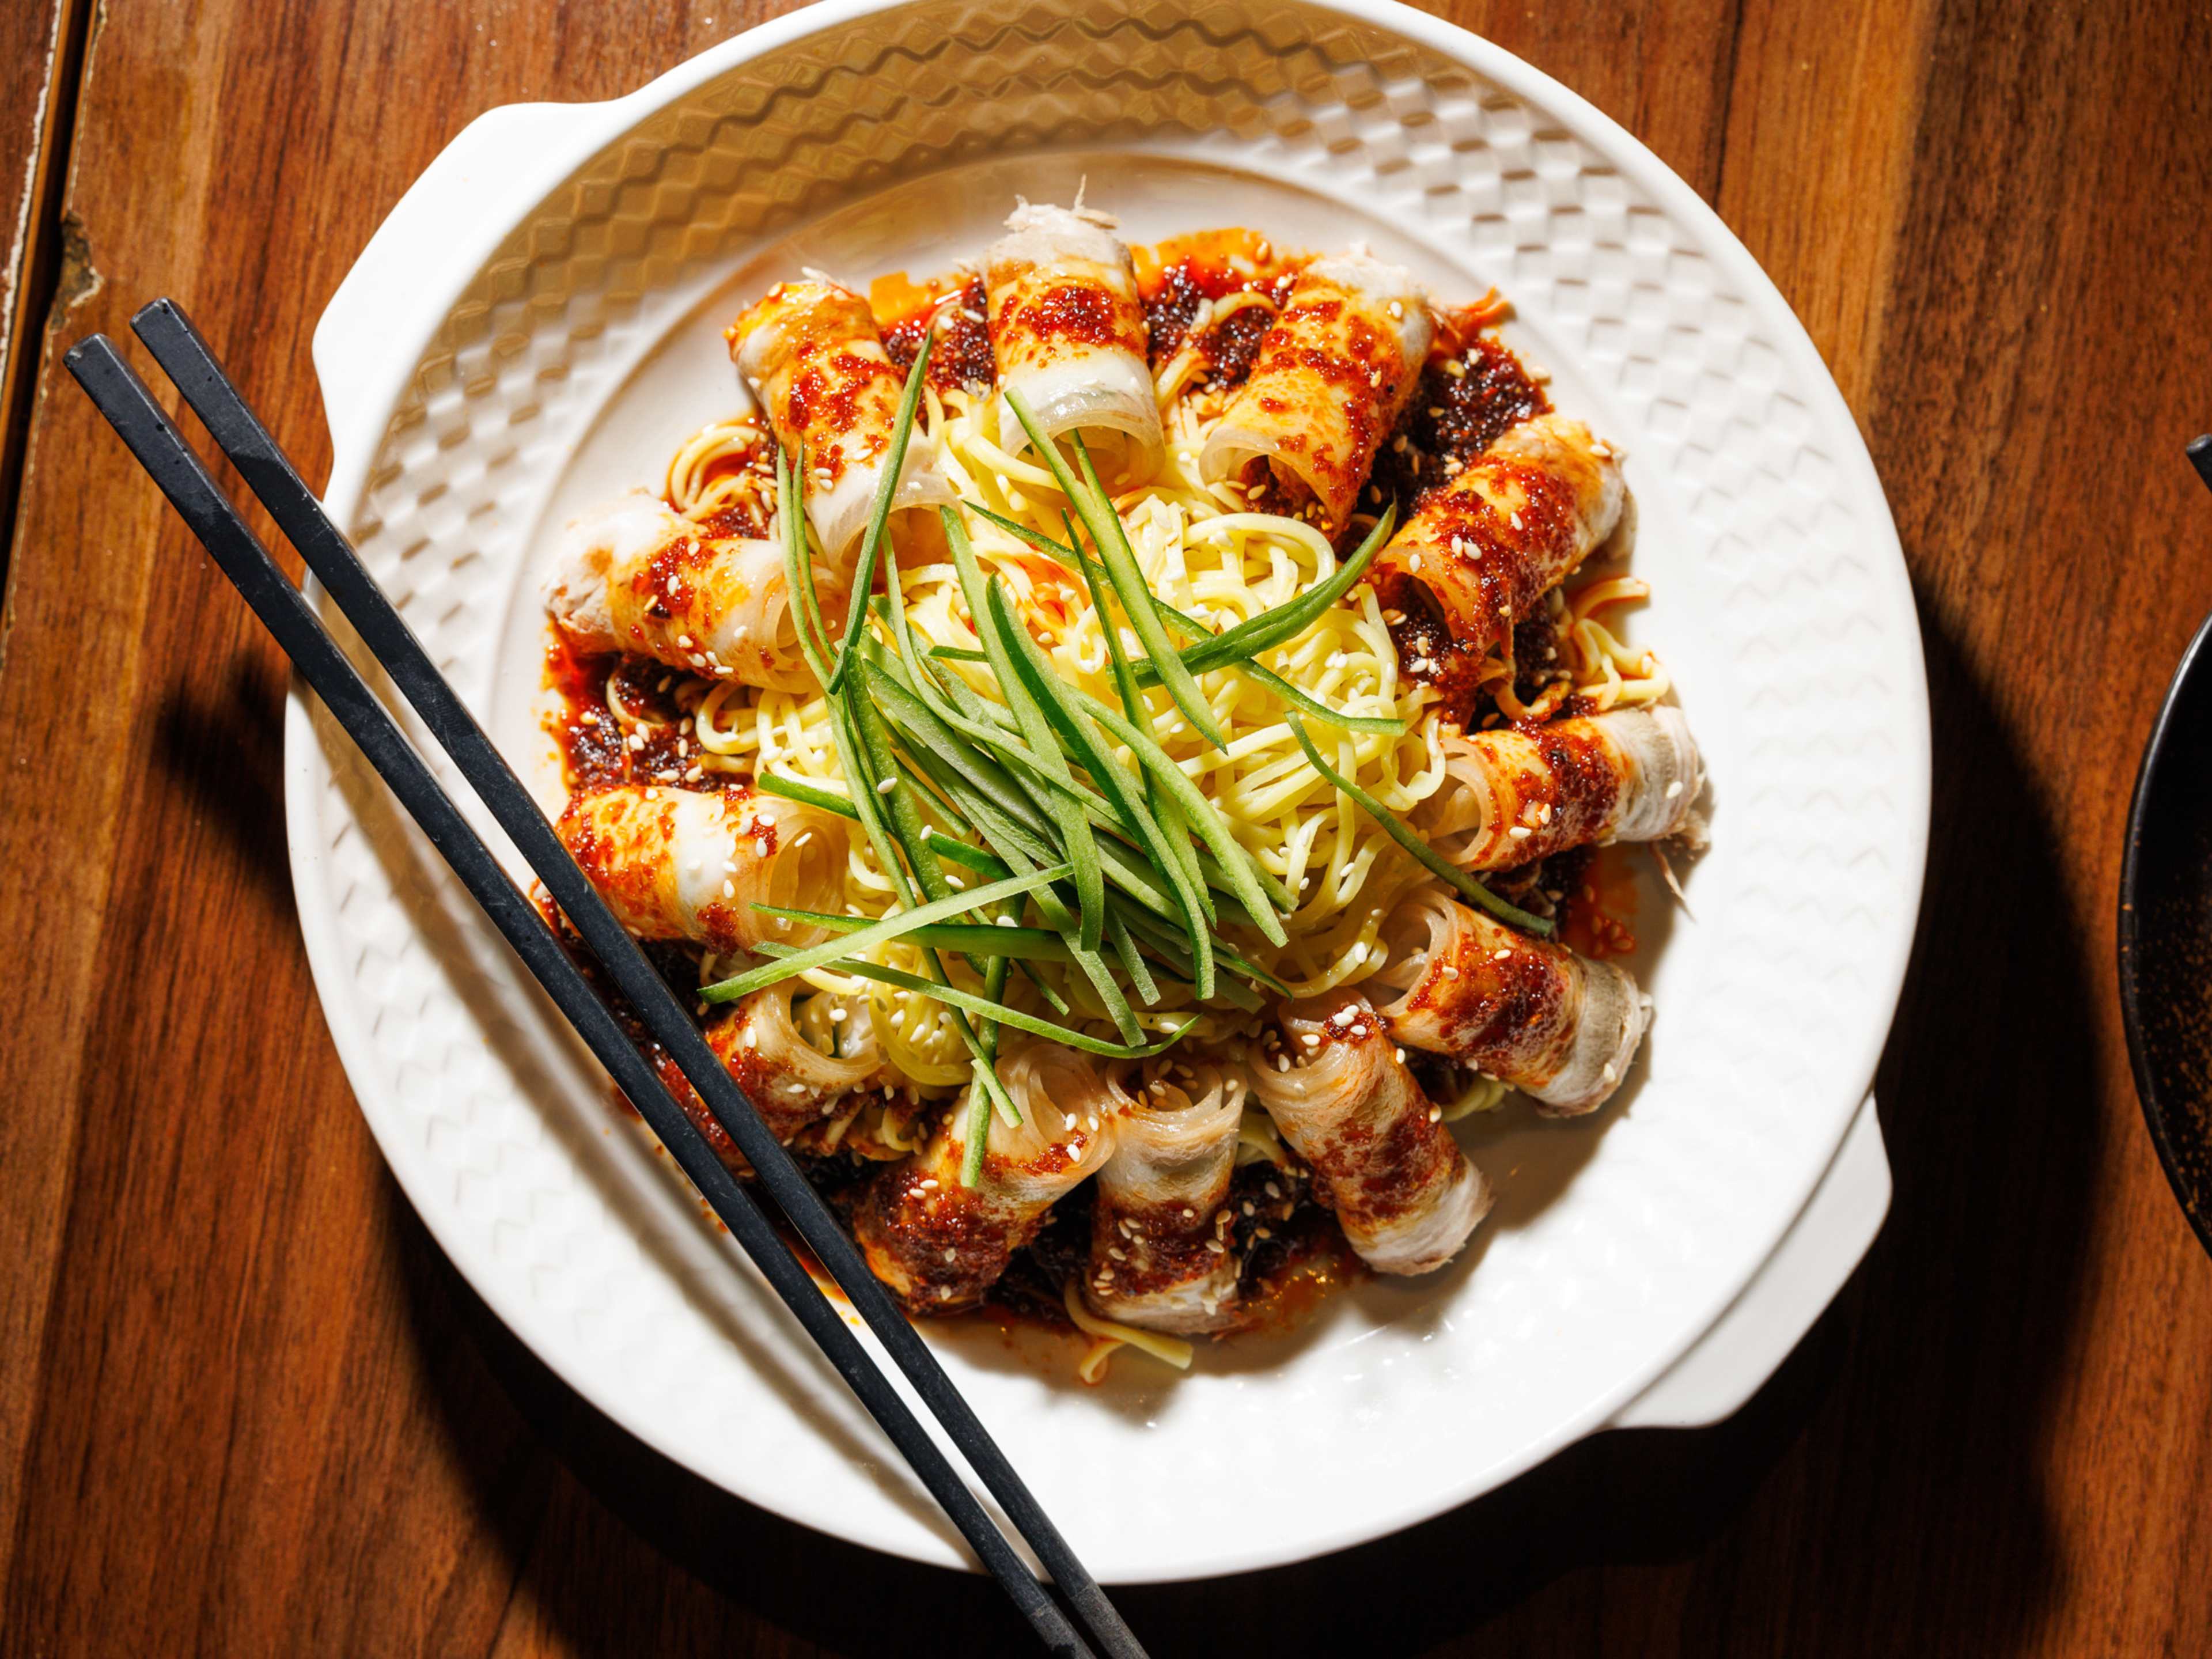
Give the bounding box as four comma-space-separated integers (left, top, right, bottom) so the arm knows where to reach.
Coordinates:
2121, 593, 2212, 1258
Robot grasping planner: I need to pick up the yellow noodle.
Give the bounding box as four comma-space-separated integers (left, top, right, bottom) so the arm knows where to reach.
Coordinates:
1062, 1278, 1194, 1377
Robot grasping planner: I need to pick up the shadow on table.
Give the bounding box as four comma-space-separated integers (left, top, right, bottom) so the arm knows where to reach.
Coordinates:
389, 595, 2100, 1656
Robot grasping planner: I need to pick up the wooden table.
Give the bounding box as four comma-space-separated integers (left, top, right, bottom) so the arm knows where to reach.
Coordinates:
3, 0, 2208, 1652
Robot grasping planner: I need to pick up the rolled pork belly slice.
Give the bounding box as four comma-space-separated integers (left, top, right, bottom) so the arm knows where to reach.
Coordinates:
555, 784, 847, 956
1370, 887, 1646, 1116
853, 1041, 1123, 1312
1369, 413, 1624, 657
544, 489, 835, 692
1416, 707, 1703, 871
1082, 1056, 1247, 1334
1198, 253, 1432, 536
703, 986, 882, 1143
984, 202, 1162, 490
1245, 990, 1491, 1275
726, 279, 957, 582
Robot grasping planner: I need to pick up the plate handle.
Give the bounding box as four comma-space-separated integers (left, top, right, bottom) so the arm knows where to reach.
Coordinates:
311, 100, 618, 472
1608, 1093, 1889, 1430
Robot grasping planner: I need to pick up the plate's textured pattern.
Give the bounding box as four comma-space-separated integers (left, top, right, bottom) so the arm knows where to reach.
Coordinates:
291, 0, 1925, 1580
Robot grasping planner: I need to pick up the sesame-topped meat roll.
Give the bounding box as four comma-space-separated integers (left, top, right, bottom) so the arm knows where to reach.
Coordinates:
1371, 888, 1646, 1116
1246, 990, 1491, 1275
985, 202, 1163, 490
704, 987, 882, 1143
1416, 707, 1703, 872
544, 490, 836, 692
1370, 413, 1624, 657
1084, 1057, 1246, 1335
1199, 253, 1433, 536
853, 1043, 1122, 1312
726, 280, 956, 582
555, 785, 847, 956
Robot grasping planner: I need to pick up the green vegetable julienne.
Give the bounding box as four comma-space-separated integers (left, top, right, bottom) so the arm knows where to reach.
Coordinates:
752, 942, 1198, 1059
986, 574, 1218, 999
1176, 502, 1397, 675
1286, 715, 1556, 937
941, 505, 1107, 953
961, 500, 1406, 736
753, 771, 1006, 881
699, 863, 1073, 1003
749, 903, 1077, 963
827, 329, 931, 695
1002, 388, 1228, 752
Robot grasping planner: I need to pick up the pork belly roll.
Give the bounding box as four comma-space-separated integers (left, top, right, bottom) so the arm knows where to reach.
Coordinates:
1084, 1058, 1246, 1334
704, 987, 881, 1142
1370, 413, 1624, 656
1246, 990, 1491, 1275
555, 785, 847, 956
854, 1043, 1122, 1311
985, 202, 1163, 489
726, 280, 956, 581
1199, 253, 1433, 535
1372, 888, 1646, 1116
1416, 707, 1702, 871
544, 490, 834, 692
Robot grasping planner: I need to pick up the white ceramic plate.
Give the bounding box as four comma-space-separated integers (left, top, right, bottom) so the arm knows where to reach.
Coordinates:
287, 0, 1927, 1582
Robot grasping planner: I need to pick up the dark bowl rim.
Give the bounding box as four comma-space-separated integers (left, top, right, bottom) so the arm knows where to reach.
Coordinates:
2119, 604, 2212, 1259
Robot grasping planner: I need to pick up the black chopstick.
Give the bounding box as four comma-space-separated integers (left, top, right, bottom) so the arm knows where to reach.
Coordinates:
2191, 434, 2212, 495
67, 331, 1122, 1659
126, 299, 1143, 1659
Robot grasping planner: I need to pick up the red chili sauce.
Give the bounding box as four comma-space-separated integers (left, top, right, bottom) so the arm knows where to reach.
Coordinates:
878, 272, 996, 394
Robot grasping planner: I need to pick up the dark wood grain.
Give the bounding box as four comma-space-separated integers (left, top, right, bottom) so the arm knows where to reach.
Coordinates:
2, 0, 2209, 1653
0, 0, 84, 574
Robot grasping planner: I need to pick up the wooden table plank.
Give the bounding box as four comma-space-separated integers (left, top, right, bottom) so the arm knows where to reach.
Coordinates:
2, 0, 2209, 1653
0, 0, 81, 557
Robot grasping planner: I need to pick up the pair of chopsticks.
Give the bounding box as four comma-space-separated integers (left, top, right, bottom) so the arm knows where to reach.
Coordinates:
68, 302, 1146, 1659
